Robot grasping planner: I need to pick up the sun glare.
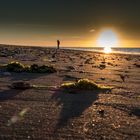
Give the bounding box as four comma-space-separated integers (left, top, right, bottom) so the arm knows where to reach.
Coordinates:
104, 47, 112, 53
97, 29, 118, 53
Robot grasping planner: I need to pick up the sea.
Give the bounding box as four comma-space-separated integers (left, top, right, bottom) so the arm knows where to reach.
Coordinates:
63, 47, 140, 55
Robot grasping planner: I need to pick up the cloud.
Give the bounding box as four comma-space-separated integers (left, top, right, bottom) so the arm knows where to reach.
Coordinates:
89, 29, 96, 33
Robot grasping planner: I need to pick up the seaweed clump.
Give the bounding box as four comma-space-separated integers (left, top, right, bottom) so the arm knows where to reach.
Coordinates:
29, 64, 56, 73
5, 61, 56, 73
11, 82, 31, 90
61, 79, 112, 90
6, 61, 25, 72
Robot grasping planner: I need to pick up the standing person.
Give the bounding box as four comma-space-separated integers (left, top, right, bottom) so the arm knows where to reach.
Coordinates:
57, 40, 60, 49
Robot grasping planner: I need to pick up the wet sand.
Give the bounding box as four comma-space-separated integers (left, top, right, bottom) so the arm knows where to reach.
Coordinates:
0, 45, 140, 139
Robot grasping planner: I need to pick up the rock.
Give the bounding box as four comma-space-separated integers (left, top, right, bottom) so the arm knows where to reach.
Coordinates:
79, 70, 84, 73
100, 77, 105, 80
101, 61, 106, 64
130, 108, 140, 117
134, 63, 140, 68
66, 66, 75, 70
0, 53, 8, 57
51, 60, 56, 63
78, 64, 83, 67
10, 82, 31, 90
119, 74, 126, 82
107, 62, 114, 66
98, 109, 105, 117
84, 58, 92, 64
99, 64, 106, 70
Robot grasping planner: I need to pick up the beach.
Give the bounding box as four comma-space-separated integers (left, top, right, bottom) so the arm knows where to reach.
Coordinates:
0, 45, 140, 139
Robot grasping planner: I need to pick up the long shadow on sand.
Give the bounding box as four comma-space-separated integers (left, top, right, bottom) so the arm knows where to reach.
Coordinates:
1, 72, 51, 81
0, 89, 23, 101
51, 89, 109, 129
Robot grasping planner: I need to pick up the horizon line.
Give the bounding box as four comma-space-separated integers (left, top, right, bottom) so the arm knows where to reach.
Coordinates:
0, 43, 139, 49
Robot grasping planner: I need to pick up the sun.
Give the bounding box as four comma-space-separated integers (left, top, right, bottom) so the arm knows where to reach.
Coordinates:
97, 29, 118, 53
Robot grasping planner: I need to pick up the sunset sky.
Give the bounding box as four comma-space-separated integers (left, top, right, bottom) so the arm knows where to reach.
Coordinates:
0, 0, 139, 47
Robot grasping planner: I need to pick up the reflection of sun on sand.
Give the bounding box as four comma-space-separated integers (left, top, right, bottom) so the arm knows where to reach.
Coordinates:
97, 29, 118, 53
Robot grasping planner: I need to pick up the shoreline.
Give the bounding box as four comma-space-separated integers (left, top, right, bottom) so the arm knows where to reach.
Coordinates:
0, 44, 140, 56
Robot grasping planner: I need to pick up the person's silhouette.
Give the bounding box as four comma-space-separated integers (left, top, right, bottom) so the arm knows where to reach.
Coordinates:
57, 40, 60, 49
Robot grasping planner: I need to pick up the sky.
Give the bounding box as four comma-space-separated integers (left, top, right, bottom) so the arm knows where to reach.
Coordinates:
0, 0, 139, 47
